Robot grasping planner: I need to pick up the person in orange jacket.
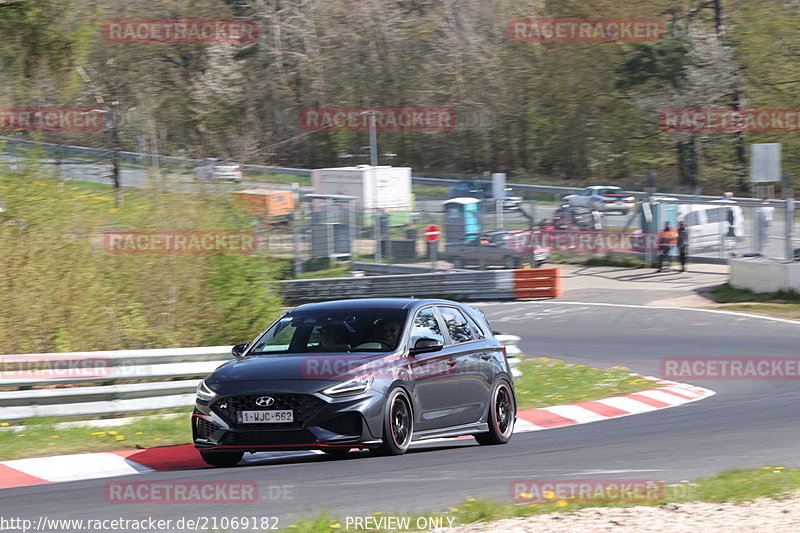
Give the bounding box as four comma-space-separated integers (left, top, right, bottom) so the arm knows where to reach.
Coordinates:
656, 223, 678, 272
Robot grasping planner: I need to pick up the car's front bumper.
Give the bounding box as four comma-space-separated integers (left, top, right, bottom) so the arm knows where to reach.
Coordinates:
192, 389, 385, 452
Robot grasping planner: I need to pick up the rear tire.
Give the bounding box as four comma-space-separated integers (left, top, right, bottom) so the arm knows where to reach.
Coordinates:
199, 449, 243, 467
452, 257, 464, 269
503, 256, 517, 269
475, 380, 515, 445
373, 388, 413, 456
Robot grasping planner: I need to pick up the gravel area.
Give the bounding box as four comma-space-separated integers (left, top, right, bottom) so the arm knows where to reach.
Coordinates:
446, 492, 800, 533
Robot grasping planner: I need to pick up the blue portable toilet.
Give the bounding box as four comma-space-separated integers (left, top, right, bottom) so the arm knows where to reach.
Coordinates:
443, 197, 481, 243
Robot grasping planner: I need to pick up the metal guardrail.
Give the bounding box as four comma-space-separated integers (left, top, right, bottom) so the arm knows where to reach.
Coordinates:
275, 271, 516, 303
0, 347, 231, 421
351, 262, 442, 275
0, 332, 527, 422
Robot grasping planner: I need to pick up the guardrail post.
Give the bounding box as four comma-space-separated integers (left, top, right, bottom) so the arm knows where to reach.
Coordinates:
495, 334, 523, 378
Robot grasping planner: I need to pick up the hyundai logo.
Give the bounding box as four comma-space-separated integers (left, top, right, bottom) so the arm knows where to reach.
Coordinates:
255, 396, 275, 407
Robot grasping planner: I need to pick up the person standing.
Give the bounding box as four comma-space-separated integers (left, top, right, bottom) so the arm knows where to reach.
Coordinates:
656, 223, 678, 272
677, 221, 689, 272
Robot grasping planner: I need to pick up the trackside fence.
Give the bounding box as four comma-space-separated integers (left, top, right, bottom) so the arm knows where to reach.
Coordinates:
0, 347, 231, 422
274, 269, 564, 303
0, 337, 529, 422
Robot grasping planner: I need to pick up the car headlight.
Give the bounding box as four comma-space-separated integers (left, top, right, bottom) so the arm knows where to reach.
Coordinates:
322, 375, 374, 396
196, 378, 218, 401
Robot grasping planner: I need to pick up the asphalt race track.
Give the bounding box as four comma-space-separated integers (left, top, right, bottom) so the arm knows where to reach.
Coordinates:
1, 302, 798, 528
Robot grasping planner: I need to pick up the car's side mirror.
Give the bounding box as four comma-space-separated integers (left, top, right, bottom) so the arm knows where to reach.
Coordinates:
231, 342, 249, 358
409, 338, 444, 355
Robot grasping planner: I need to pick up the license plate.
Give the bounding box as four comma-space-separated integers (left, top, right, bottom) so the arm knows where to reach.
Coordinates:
238, 410, 294, 424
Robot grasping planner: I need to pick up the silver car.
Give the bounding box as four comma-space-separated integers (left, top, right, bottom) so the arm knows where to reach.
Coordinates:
564, 186, 635, 215
194, 158, 243, 182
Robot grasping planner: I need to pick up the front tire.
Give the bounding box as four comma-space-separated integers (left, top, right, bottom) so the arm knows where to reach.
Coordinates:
452, 257, 464, 269
374, 388, 413, 456
199, 449, 243, 467
475, 380, 515, 445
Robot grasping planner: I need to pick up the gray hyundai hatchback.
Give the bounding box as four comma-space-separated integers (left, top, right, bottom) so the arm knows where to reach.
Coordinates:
192, 298, 516, 466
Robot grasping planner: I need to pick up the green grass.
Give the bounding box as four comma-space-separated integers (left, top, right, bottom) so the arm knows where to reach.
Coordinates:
710, 285, 800, 303
298, 265, 351, 279
246, 172, 311, 186
0, 410, 193, 461
707, 285, 800, 320
513, 358, 654, 410
279, 467, 800, 532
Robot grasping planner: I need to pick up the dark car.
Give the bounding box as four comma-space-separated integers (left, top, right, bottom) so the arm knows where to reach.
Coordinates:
446, 230, 550, 269
448, 180, 523, 210
193, 298, 516, 466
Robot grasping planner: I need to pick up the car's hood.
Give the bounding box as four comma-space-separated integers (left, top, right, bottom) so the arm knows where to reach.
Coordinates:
207, 353, 401, 384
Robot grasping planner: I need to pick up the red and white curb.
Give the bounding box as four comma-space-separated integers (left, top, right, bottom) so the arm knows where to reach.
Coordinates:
0, 376, 713, 490
514, 375, 714, 430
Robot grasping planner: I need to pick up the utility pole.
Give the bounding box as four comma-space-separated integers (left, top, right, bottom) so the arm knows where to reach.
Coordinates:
76, 66, 122, 206
370, 110, 382, 264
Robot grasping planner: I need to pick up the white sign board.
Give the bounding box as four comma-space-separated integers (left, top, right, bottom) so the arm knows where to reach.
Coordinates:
491, 173, 506, 203
311, 166, 412, 211
751, 143, 781, 183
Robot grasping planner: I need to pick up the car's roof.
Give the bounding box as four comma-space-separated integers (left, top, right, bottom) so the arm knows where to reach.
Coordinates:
291, 298, 460, 312
589, 185, 622, 189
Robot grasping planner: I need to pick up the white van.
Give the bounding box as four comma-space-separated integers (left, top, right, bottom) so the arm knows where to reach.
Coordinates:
676, 201, 744, 252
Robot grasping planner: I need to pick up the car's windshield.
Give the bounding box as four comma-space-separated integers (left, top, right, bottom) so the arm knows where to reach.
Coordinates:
599, 188, 626, 195
247, 309, 408, 355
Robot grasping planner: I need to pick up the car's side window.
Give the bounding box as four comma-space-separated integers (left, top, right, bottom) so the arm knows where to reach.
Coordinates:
684, 211, 700, 227
439, 307, 476, 344
464, 312, 487, 339
706, 207, 724, 223
410, 308, 444, 345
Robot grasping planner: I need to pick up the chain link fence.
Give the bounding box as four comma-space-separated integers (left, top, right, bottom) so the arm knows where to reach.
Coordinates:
2, 135, 798, 270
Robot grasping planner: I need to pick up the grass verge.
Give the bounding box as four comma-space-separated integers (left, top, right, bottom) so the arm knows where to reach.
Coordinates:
708, 285, 800, 320
0, 358, 654, 459
0, 409, 193, 461
512, 358, 654, 410
281, 467, 800, 532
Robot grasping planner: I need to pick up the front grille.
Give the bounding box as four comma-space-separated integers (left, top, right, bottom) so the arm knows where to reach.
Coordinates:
195, 418, 221, 440
225, 429, 316, 446
211, 394, 326, 428
318, 413, 362, 436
